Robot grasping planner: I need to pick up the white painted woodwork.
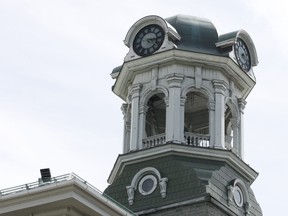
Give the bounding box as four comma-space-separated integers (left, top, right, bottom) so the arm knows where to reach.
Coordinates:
114, 49, 255, 159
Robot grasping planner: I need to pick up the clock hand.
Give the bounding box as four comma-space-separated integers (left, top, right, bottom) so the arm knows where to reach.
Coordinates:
147, 38, 156, 44
241, 53, 248, 61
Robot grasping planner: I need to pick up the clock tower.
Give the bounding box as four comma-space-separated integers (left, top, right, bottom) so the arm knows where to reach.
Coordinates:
104, 15, 262, 216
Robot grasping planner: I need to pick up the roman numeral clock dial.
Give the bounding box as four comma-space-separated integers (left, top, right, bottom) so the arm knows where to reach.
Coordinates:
234, 38, 251, 72
133, 24, 165, 57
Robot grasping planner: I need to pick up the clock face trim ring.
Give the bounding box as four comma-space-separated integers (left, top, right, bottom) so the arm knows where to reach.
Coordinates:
234, 38, 251, 72
133, 24, 165, 57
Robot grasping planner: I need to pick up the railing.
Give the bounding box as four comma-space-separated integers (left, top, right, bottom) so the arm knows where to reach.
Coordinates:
142, 132, 210, 148
143, 133, 166, 148
0, 173, 101, 197
0, 173, 136, 215
184, 132, 210, 147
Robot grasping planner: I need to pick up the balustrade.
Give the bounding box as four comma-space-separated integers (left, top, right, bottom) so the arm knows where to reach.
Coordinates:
142, 132, 210, 149
184, 132, 210, 147
142, 133, 166, 148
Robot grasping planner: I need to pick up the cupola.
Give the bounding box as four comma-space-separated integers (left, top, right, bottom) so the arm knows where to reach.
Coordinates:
111, 14, 258, 159
106, 15, 262, 216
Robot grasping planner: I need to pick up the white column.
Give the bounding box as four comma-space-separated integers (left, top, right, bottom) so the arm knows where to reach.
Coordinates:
208, 101, 215, 146
138, 104, 148, 149
238, 99, 247, 159
231, 117, 240, 157
164, 96, 169, 143
213, 80, 227, 149
121, 103, 130, 153
180, 96, 186, 143
129, 84, 142, 151
166, 74, 184, 143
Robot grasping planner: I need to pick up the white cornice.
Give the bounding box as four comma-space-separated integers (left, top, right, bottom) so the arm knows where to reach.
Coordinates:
107, 144, 258, 185
113, 50, 255, 100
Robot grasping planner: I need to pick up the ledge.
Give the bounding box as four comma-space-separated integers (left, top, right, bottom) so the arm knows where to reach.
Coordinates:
107, 143, 258, 185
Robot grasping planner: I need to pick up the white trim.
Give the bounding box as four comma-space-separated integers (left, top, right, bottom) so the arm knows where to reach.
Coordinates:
113, 49, 255, 101
108, 144, 258, 185
125, 167, 168, 205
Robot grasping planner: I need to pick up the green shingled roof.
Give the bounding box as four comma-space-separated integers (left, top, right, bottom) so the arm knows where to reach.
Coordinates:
104, 153, 262, 215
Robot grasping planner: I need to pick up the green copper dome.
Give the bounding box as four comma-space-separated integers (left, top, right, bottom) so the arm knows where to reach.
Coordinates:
166, 15, 222, 55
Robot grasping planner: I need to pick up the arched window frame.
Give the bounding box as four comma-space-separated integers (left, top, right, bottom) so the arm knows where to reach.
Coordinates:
227, 178, 251, 215
225, 97, 240, 155
181, 85, 214, 146
139, 87, 169, 148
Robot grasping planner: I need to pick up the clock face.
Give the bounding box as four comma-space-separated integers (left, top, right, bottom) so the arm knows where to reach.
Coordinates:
234, 38, 251, 72
133, 24, 165, 57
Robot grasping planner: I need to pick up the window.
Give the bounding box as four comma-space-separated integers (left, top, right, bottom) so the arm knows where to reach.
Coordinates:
233, 185, 244, 207
138, 175, 157, 195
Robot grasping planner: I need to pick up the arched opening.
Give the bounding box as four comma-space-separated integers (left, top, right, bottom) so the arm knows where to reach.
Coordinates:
184, 91, 209, 146
143, 93, 166, 147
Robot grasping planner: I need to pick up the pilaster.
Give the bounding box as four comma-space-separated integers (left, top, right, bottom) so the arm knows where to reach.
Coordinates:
180, 96, 186, 143
138, 104, 149, 149
238, 99, 247, 159
166, 74, 184, 143
121, 103, 130, 153
231, 117, 241, 157
208, 101, 215, 146
213, 80, 227, 149
129, 84, 142, 151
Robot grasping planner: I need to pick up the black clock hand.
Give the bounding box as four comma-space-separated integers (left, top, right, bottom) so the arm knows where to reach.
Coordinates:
147, 38, 156, 44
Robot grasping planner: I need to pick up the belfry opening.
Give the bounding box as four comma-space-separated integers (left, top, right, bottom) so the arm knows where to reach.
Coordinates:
184, 91, 209, 146
145, 93, 166, 138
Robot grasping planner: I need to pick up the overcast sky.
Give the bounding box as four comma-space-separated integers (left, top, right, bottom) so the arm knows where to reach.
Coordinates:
0, 1, 287, 215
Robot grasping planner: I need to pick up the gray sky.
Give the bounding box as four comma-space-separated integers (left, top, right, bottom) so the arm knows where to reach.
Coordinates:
0, 1, 287, 215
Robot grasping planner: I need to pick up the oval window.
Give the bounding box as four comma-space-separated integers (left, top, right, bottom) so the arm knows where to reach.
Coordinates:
234, 186, 244, 207
138, 175, 157, 195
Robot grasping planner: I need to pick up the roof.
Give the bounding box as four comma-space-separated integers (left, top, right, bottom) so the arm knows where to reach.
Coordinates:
0, 173, 136, 216
104, 145, 262, 215
166, 14, 222, 55
111, 14, 258, 99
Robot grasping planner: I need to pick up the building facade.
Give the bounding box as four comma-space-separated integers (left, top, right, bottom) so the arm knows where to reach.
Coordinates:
104, 15, 262, 216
